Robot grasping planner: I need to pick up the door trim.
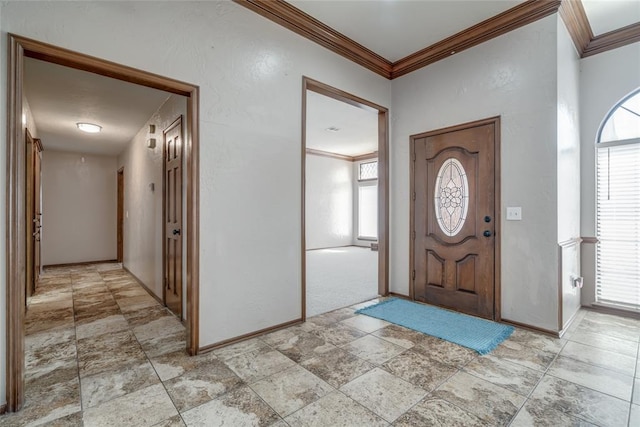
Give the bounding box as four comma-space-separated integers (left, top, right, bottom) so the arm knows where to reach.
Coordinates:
301, 77, 390, 320
409, 116, 501, 321
6, 34, 200, 411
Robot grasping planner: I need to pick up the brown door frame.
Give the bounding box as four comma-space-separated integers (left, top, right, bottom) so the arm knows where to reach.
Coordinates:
6, 34, 201, 412
162, 116, 184, 319
409, 116, 501, 321
117, 168, 124, 263
301, 77, 390, 319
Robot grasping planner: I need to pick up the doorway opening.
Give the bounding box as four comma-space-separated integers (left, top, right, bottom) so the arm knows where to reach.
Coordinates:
6, 34, 200, 412
302, 77, 389, 319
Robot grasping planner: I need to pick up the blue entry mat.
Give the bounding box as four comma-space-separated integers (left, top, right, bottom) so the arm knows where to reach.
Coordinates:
356, 298, 514, 354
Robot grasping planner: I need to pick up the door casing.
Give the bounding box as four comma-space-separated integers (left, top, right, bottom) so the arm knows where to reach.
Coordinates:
6, 34, 201, 412
409, 116, 502, 321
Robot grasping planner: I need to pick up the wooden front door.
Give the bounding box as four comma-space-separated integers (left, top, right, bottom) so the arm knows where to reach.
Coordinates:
163, 117, 183, 319
411, 118, 499, 320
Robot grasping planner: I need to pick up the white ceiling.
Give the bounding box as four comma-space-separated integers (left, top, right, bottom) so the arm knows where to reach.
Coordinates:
581, 0, 640, 35
24, 58, 171, 156
290, 0, 639, 62
306, 91, 378, 156
290, 0, 525, 62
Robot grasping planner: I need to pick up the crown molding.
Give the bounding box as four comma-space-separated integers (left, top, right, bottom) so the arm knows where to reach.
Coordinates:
559, 0, 593, 54
305, 148, 355, 162
234, 0, 392, 78
392, 0, 562, 79
559, 0, 640, 58
583, 22, 640, 58
237, 0, 637, 80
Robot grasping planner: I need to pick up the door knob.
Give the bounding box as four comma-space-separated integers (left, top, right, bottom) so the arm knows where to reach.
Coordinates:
173, 229, 181, 236
484, 216, 491, 223
483, 230, 492, 237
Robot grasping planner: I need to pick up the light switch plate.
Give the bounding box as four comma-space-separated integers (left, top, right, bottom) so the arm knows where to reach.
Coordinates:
506, 207, 522, 221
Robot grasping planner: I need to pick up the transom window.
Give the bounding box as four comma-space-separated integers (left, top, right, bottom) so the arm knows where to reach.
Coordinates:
359, 161, 378, 181
596, 89, 640, 310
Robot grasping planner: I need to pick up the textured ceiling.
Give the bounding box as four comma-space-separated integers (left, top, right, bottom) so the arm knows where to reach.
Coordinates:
290, 0, 524, 62
24, 58, 171, 156
581, 0, 640, 35
306, 91, 378, 157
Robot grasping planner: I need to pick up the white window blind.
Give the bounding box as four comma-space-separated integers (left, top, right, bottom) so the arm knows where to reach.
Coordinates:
358, 185, 378, 239
596, 142, 640, 309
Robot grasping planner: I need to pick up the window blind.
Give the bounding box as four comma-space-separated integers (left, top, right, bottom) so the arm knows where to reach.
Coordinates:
596, 142, 640, 309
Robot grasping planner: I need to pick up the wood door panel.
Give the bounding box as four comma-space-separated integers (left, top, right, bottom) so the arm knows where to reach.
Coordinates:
412, 120, 497, 319
25, 129, 34, 300
164, 117, 184, 319
456, 254, 477, 293
117, 169, 124, 262
422, 285, 480, 313
34, 143, 42, 285
425, 250, 445, 288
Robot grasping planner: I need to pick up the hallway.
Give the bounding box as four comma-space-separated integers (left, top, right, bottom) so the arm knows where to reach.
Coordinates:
2, 264, 640, 426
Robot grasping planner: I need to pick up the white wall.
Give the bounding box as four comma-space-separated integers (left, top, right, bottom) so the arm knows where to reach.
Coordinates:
0, 0, 392, 364
579, 42, 640, 306
117, 94, 183, 302
390, 16, 560, 331
41, 151, 117, 265
306, 154, 353, 249
557, 18, 582, 328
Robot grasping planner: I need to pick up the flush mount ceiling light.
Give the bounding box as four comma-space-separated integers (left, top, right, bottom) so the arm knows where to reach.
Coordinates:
76, 122, 102, 133
325, 126, 341, 132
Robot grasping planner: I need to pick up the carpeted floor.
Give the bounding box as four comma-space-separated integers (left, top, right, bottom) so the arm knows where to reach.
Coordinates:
306, 246, 378, 317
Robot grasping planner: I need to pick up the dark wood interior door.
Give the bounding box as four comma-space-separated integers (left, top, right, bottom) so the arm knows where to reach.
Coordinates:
412, 119, 497, 319
33, 139, 42, 285
25, 129, 35, 299
164, 117, 183, 319
117, 168, 124, 263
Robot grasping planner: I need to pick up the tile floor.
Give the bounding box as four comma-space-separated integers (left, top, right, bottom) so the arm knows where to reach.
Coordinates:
1, 263, 639, 426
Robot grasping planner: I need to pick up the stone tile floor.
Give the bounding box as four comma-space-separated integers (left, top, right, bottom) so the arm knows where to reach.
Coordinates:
1, 263, 639, 426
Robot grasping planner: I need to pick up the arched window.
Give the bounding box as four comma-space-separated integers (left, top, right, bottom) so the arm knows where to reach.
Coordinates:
596, 89, 640, 310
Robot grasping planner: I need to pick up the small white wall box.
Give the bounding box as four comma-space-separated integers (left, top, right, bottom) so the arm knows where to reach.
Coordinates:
506, 207, 522, 220
147, 138, 156, 149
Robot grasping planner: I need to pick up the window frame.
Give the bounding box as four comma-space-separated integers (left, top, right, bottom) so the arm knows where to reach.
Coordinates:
594, 88, 640, 311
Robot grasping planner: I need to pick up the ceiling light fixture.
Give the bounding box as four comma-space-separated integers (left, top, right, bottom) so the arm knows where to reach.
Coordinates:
325, 126, 340, 132
76, 122, 102, 133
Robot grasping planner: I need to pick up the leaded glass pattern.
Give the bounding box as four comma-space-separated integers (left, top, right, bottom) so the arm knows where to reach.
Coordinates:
434, 158, 469, 237
359, 161, 378, 180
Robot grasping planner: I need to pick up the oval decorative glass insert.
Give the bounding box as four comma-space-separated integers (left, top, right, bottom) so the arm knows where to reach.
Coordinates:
434, 158, 469, 236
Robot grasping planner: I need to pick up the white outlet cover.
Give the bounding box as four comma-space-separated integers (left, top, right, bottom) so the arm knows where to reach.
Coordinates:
506, 207, 522, 221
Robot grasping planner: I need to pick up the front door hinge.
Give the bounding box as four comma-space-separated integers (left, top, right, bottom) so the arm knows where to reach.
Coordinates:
412, 192, 416, 201
412, 152, 416, 162
412, 231, 416, 240
412, 270, 416, 280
